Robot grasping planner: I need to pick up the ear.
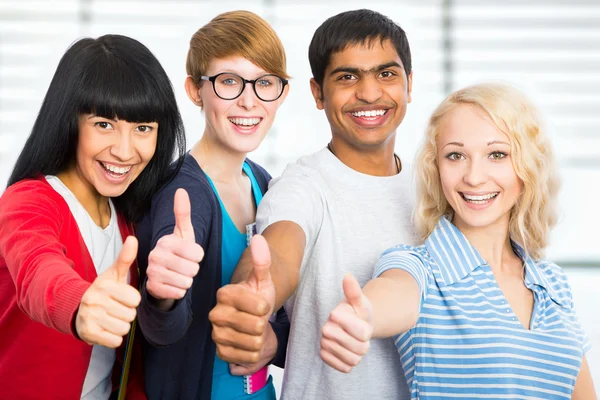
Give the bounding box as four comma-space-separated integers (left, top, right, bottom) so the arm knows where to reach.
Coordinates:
406, 71, 413, 104
184, 76, 203, 108
309, 78, 324, 110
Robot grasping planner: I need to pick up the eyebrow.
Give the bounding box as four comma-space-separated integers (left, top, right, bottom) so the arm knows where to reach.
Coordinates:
329, 61, 403, 77
87, 115, 117, 122
442, 140, 510, 149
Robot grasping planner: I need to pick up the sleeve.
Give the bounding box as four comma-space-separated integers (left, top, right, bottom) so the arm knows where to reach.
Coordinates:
268, 306, 290, 368
553, 265, 592, 354
0, 185, 91, 336
136, 178, 214, 347
373, 245, 432, 307
256, 164, 325, 252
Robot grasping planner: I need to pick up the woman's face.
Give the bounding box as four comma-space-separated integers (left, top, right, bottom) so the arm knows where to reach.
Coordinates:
195, 56, 288, 154
436, 104, 523, 232
71, 114, 158, 198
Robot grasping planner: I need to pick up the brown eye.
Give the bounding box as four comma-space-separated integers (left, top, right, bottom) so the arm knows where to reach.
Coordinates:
136, 125, 154, 133
95, 121, 113, 129
489, 151, 507, 160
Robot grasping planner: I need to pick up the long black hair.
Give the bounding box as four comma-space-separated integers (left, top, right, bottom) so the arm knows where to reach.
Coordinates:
8, 34, 186, 222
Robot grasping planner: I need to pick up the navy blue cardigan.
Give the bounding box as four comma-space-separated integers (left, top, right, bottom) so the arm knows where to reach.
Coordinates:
136, 153, 289, 400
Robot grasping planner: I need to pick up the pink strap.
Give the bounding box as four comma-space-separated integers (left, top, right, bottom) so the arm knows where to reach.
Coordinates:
244, 366, 269, 394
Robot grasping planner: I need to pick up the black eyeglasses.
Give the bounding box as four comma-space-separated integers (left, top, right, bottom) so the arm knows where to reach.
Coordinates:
200, 72, 288, 102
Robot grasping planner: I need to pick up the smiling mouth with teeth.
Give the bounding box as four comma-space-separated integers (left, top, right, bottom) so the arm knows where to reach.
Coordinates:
461, 192, 499, 204
100, 161, 132, 176
228, 117, 262, 127
350, 109, 388, 118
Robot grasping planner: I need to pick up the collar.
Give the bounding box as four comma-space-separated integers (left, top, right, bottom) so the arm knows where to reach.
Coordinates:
424, 217, 567, 307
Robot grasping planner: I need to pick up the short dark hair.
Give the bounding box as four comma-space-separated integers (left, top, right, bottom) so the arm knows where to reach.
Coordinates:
308, 9, 412, 88
8, 34, 186, 222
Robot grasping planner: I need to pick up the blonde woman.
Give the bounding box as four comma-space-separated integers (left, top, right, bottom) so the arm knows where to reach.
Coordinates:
319, 83, 596, 399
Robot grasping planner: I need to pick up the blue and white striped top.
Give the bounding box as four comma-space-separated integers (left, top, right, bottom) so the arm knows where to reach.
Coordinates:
374, 217, 590, 400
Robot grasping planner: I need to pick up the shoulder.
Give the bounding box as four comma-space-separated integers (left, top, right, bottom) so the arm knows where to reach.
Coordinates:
532, 258, 574, 307
381, 243, 430, 262
154, 155, 216, 207
377, 244, 432, 273
268, 150, 329, 192
245, 158, 272, 182
245, 158, 272, 194
0, 177, 63, 214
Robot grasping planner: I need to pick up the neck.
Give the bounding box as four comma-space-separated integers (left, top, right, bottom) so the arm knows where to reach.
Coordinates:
454, 215, 517, 273
56, 167, 110, 227
328, 135, 399, 177
190, 130, 247, 184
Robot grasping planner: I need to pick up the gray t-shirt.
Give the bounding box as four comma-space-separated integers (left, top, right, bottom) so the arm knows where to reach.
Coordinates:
257, 148, 417, 400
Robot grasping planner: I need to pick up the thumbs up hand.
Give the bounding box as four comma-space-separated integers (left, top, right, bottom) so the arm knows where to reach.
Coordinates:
76, 236, 142, 348
209, 235, 276, 365
146, 189, 204, 303
320, 274, 374, 373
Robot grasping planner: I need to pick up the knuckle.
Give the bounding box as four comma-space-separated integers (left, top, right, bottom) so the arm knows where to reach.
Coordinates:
254, 319, 266, 334
248, 351, 260, 364
251, 335, 263, 351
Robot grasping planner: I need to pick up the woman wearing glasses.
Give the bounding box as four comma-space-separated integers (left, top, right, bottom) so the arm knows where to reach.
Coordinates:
135, 11, 290, 400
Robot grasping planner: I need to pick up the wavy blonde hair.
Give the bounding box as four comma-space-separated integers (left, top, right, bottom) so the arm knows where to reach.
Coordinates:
415, 83, 560, 259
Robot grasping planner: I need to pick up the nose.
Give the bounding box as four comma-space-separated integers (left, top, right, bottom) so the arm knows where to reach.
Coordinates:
463, 158, 488, 187
355, 75, 383, 103
236, 82, 258, 110
110, 130, 135, 161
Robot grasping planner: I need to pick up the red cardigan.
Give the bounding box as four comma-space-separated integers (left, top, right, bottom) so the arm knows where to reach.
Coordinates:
0, 176, 145, 399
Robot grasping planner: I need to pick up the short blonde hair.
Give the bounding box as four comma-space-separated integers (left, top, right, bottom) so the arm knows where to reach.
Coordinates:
186, 10, 289, 83
415, 83, 560, 259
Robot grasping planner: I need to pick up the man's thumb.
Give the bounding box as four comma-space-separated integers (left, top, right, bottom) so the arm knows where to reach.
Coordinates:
109, 236, 138, 283
249, 234, 272, 288
343, 274, 369, 320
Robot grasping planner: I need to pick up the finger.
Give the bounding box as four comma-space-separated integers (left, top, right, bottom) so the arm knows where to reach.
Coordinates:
149, 244, 201, 277
209, 306, 267, 336
167, 237, 204, 264
96, 313, 133, 338
216, 345, 261, 365
249, 235, 272, 289
320, 347, 355, 374
320, 336, 363, 370
229, 363, 262, 376
104, 298, 137, 323
329, 303, 373, 342
149, 264, 194, 290
92, 329, 125, 348
108, 236, 138, 283
173, 188, 195, 242
322, 320, 370, 355
145, 280, 187, 300
342, 274, 371, 321
215, 285, 270, 317
107, 282, 142, 308
212, 325, 264, 352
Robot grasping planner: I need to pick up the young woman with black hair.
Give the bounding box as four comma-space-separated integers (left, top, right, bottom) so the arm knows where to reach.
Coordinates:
0, 34, 188, 399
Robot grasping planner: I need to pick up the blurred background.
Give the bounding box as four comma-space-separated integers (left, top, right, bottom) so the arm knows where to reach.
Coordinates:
1, 0, 598, 395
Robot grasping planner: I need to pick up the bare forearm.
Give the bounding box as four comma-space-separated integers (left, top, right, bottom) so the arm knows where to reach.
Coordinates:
232, 242, 300, 311
362, 269, 421, 338
232, 222, 305, 311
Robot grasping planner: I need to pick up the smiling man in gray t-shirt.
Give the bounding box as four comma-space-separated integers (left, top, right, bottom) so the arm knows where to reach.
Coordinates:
209, 9, 415, 400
